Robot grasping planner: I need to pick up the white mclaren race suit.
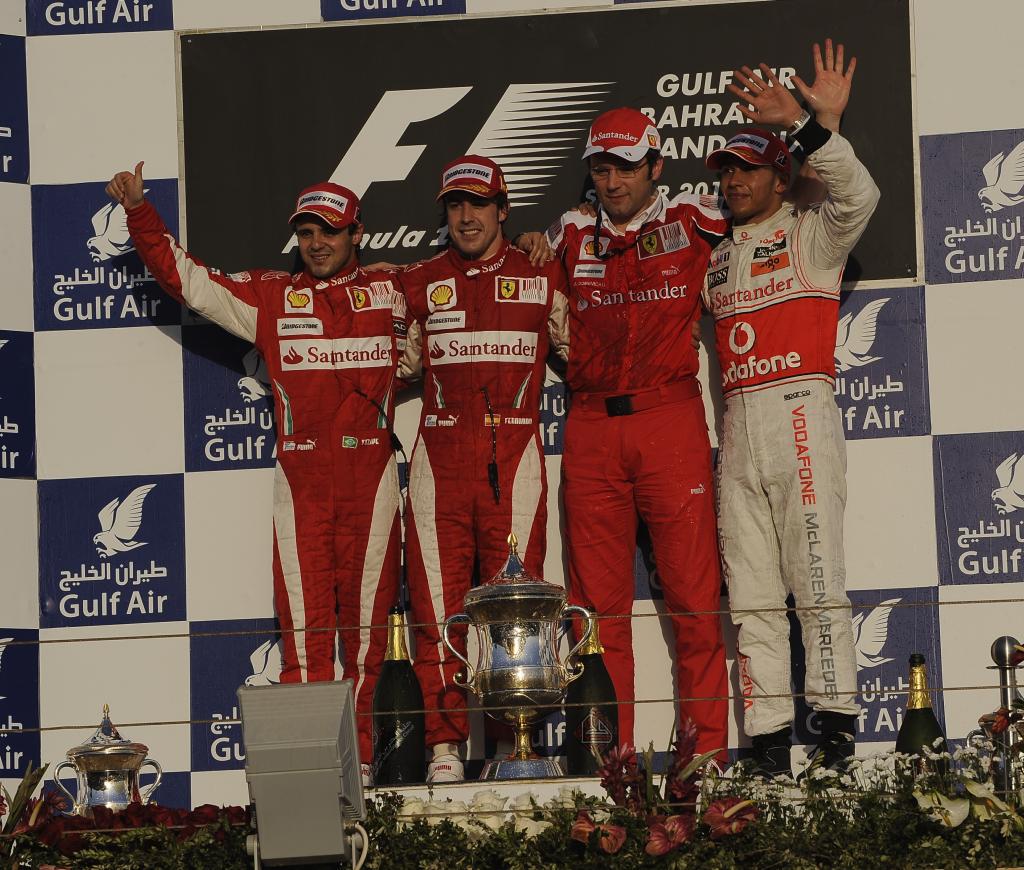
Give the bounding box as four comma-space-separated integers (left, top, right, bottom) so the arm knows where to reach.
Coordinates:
704, 130, 880, 737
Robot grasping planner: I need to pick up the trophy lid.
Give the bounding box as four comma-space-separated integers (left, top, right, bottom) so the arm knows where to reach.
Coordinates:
65, 704, 149, 762
464, 533, 567, 607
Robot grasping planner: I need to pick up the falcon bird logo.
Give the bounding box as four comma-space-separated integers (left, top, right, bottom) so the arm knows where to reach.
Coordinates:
834, 298, 889, 372
244, 640, 283, 686
92, 484, 156, 558
238, 347, 271, 402
978, 140, 1024, 213
852, 598, 900, 669
992, 452, 1024, 516
87, 196, 145, 262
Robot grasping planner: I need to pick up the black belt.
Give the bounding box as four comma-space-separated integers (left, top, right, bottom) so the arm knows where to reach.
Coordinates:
572, 378, 701, 417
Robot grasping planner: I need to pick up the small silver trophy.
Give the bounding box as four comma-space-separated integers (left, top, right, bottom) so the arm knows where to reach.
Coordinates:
52, 704, 163, 817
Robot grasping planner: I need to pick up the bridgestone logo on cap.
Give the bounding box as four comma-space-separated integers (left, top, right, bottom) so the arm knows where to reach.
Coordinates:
298, 191, 349, 212
726, 134, 770, 154
444, 163, 494, 184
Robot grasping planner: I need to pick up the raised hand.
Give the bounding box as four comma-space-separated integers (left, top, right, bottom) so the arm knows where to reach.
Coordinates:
792, 39, 856, 132
105, 160, 145, 209
727, 65, 803, 128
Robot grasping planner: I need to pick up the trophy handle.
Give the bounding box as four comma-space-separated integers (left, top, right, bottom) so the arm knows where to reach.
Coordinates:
442, 613, 475, 688
139, 758, 163, 805
52, 761, 77, 813
562, 604, 595, 684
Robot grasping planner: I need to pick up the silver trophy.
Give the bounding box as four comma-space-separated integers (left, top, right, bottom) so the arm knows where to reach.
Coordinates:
52, 704, 163, 817
442, 533, 594, 779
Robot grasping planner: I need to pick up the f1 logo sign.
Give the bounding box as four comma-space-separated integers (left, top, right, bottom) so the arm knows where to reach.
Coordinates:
282, 87, 471, 252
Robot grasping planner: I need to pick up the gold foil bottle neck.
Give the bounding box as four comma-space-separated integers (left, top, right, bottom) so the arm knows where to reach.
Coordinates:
385, 610, 411, 662
907, 655, 933, 710
579, 617, 606, 656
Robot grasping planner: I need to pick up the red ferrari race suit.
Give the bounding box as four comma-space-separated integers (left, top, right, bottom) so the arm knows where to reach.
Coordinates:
398, 241, 568, 747
126, 200, 405, 761
545, 193, 730, 757
703, 130, 879, 738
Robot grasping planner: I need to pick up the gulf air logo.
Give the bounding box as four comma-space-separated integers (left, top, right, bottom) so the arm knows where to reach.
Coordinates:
979, 139, 1024, 213
728, 321, 756, 355
93, 484, 156, 558
993, 452, 1024, 515
834, 298, 888, 371
852, 598, 899, 669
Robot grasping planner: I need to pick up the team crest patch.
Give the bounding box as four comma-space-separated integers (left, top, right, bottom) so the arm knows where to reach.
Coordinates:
495, 276, 547, 304
637, 221, 689, 259
349, 286, 370, 310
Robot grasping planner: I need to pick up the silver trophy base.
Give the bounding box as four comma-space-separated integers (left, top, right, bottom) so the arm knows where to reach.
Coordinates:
479, 756, 564, 780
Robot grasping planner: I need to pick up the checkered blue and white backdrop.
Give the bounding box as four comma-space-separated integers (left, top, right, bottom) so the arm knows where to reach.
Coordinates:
2, 0, 1023, 808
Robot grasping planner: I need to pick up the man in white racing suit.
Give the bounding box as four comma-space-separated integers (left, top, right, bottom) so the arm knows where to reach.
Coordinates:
703, 46, 879, 777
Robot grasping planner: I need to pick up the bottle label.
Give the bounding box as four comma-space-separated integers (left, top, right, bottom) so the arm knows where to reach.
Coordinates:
576, 709, 613, 749
372, 719, 414, 776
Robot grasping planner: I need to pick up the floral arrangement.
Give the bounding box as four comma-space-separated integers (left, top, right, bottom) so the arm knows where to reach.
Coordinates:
1, 764, 250, 869
8, 710, 1024, 868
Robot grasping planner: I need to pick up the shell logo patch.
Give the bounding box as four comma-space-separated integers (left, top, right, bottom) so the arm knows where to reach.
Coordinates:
427, 280, 458, 312
285, 288, 312, 313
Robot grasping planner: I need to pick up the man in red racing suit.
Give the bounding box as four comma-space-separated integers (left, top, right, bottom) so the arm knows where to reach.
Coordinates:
398, 155, 568, 782
543, 108, 730, 759
703, 54, 879, 777
106, 166, 406, 774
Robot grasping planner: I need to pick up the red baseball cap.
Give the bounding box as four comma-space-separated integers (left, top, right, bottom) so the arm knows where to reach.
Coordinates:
705, 128, 792, 177
582, 107, 661, 162
288, 182, 361, 228
437, 155, 508, 200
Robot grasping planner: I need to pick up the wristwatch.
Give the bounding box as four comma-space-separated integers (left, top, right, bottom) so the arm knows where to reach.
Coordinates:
786, 110, 812, 136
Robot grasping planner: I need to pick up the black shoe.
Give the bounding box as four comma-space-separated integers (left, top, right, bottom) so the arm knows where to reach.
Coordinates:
801, 713, 856, 781
749, 727, 793, 779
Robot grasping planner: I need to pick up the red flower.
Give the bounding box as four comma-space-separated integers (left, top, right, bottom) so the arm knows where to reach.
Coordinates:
570, 809, 595, 845
702, 797, 758, 840
645, 813, 694, 856
596, 822, 627, 854
596, 744, 640, 807
191, 803, 220, 825
570, 809, 627, 855
980, 707, 1012, 736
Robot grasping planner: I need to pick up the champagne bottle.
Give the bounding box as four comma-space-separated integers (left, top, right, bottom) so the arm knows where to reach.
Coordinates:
564, 618, 618, 775
372, 606, 426, 785
895, 653, 949, 776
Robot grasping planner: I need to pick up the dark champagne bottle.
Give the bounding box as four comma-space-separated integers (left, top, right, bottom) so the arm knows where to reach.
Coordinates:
895, 653, 949, 776
372, 606, 426, 785
564, 619, 618, 775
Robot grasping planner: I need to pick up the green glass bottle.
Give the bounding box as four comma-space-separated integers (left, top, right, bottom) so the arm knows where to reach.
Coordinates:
372, 606, 426, 785
895, 653, 948, 776
564, 619, 618, 775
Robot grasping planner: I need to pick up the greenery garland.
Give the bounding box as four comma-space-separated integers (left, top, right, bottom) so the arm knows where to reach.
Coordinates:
6, 714, 1024, 869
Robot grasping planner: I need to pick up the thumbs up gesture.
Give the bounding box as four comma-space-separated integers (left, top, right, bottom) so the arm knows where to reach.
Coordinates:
105, 160, 145, 209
